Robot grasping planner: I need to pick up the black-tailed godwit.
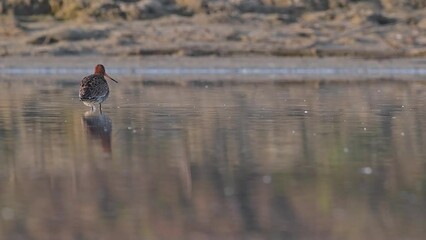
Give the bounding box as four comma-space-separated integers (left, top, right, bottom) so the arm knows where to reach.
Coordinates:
79, 64, 118, 112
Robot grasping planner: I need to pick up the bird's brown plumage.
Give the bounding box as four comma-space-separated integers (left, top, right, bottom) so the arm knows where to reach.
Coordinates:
79, 64, 116, 112
79, 74, 110, 104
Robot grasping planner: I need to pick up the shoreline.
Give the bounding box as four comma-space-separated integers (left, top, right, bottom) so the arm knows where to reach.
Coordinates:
2, 55, 426, 67
1, 56, 426, 82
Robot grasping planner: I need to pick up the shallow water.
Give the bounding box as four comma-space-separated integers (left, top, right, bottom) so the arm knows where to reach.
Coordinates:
1, 78, 426, 240
2, 66, 426, 77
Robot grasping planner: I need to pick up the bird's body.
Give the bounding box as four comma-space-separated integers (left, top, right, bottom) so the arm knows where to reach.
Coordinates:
79, 64, 117, 112
79, 74, 110, 108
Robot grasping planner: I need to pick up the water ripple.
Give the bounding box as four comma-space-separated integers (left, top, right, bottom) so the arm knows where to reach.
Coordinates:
1, 67, 426, 77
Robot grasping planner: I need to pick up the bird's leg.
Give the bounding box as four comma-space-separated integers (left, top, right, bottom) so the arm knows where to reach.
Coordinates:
99, 103, 102, 114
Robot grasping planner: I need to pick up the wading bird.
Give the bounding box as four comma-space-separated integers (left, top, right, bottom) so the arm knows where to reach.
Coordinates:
79, 64, 118, 113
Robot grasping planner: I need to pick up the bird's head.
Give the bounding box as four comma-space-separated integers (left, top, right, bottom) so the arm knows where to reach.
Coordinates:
94, 64, 118, 83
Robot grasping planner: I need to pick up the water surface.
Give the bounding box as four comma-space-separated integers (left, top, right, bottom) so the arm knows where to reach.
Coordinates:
0, 78, 426, 240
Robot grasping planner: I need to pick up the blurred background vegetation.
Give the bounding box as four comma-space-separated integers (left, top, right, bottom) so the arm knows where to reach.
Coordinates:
1, 0, 426, 57
1, 0, 426, 19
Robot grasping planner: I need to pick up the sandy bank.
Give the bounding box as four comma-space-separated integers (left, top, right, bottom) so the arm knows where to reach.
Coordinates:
1, 1, 426, 58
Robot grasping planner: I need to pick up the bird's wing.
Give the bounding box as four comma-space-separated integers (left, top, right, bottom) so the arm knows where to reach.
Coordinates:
79, 75, 109, 100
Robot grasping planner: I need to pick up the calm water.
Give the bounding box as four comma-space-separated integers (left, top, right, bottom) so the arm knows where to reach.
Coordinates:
1, 78, 426, 240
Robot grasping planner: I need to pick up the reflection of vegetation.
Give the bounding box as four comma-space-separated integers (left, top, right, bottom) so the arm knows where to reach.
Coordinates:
0, 79, 425, 239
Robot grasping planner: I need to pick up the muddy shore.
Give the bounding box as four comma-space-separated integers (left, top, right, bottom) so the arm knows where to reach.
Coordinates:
1, 1, 426, 58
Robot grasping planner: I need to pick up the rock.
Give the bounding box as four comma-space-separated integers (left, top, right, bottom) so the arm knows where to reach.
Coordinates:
51, 46, 94, 56
27, 27, 110, 45
52, 28, 109, 41
89, 1, 126, 20
367, 13, 397, 25
120, 0, 165, 20
9, 0, 52, 15
27, 35, 59, 45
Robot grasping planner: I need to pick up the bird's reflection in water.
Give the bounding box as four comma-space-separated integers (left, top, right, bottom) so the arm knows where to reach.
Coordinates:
82, 111, 112, 153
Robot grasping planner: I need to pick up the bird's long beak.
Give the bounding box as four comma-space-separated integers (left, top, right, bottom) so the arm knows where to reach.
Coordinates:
105, 73, 118, 83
